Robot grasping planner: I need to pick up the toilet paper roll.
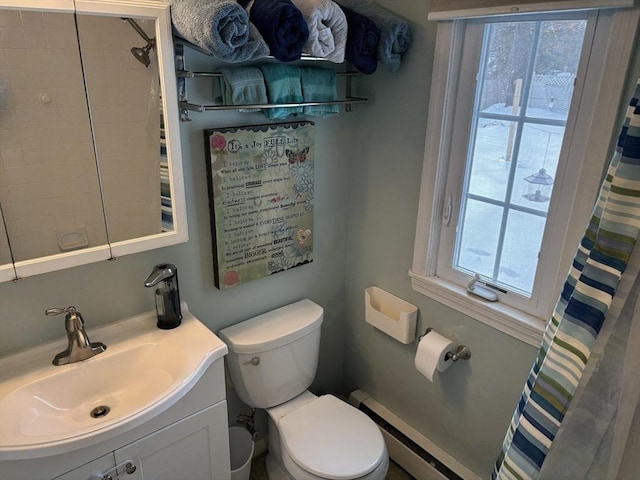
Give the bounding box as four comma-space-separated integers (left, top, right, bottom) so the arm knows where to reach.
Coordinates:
414, 330, 455, 382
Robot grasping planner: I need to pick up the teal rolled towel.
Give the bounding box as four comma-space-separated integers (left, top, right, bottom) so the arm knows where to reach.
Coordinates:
216, 67, 268, 112
300, 67, 339, 117
258, 64, 303, 119
337, 0, 411, 72
170, 0, 270, 62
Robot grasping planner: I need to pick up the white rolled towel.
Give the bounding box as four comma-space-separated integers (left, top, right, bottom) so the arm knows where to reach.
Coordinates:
291, 0, 347, 63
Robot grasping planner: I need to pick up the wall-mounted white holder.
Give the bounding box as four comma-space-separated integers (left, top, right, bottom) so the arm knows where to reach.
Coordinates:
365, 286, 418, 344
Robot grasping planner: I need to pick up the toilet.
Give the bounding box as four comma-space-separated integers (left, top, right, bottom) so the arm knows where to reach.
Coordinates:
219, 299, 388, 480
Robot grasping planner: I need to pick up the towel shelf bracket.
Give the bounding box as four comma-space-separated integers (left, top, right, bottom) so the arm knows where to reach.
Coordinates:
179, 97, 368, 113
174, 37, 368, 121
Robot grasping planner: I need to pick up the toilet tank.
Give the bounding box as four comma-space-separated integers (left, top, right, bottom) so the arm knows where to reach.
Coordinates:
219, 299, 323, 408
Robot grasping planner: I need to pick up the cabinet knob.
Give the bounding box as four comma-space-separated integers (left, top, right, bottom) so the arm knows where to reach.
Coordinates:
95, 459, 137, 480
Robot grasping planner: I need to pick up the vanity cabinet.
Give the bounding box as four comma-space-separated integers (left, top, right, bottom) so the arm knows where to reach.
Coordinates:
115, 403, 227, 480
54, 403, 227, 480
0, 360, 231, 480
54, 454, 116, 480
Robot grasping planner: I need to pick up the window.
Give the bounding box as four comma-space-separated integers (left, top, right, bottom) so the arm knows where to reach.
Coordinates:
451, 17, 586, 297
411, 7, 639, 345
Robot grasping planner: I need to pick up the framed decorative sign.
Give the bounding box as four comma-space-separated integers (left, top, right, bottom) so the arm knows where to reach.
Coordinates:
204, 121, 315, 289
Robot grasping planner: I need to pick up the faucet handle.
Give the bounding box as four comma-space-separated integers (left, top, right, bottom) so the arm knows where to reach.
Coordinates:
46, 306, 84, 333
45, 306, 77, 316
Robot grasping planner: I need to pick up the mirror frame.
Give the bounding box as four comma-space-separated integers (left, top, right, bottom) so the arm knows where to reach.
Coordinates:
0, 0, 187, 283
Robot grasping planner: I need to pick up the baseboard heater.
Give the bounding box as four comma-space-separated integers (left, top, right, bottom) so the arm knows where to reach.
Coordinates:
348, 390, 481, 480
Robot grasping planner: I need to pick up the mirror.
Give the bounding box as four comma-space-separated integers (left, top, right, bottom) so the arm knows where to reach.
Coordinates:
0, 8, 110, 267
0, 1, 187, 282
0, 205, 12, 267
76, 14, 164, 243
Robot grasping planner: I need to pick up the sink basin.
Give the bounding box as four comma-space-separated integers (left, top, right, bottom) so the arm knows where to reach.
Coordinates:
0, 303, 227, 460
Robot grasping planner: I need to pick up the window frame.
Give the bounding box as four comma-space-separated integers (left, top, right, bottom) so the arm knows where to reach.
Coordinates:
440, 11, 594, 316
410, 7, 640, 346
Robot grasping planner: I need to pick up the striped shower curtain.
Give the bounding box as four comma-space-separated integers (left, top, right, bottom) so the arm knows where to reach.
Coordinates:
492, 80, 640, 479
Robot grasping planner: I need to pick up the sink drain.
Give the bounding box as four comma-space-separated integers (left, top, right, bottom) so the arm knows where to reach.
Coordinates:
90, 405, 110, 418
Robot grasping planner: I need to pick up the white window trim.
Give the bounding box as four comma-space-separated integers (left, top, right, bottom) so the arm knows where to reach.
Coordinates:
438, 11, 600, 319
410, 8, 640, 346
427, 0, 637, 21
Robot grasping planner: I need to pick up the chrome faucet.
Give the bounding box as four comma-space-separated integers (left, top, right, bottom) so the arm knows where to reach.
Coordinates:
46, 306, 106, 366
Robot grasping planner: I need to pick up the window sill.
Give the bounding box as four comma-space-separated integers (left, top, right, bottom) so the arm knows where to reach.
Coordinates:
408, 271, 545, 347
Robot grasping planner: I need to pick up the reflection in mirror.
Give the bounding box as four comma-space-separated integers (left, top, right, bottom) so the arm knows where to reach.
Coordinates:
0, 9, 108, 262
0, 1, 186, 283
76, 14, 173, 244
0, 204, 13, 267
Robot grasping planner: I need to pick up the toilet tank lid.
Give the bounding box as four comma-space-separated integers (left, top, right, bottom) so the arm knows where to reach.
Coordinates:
219, 299, 323, 354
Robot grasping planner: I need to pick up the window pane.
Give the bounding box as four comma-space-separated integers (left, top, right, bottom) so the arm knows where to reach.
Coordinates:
479, 22, 536, 117
525, 20, 586, 121
455, 199, 502, 278
467, 119, 517, 202
510, 123, 564, 212
499, 211, 546, 294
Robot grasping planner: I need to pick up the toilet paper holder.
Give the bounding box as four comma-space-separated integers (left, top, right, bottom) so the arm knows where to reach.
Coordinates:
419, 328, 471, 362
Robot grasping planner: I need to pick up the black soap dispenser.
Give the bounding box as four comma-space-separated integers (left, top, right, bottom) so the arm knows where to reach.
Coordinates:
144, 263, 182, 329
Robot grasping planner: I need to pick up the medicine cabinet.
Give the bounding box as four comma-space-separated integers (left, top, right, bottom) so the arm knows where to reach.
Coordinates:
0, 0, 187, 282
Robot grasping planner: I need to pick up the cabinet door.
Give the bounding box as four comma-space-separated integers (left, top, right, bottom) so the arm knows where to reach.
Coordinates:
53, 453, 116, 480
114, 401, 230, 480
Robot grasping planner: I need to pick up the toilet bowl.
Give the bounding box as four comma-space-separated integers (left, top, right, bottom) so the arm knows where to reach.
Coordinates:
266, 391, 388, 480
219, 300, 389, 480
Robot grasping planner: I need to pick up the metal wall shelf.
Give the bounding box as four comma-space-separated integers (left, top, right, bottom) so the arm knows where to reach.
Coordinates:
174, 38, 368, 121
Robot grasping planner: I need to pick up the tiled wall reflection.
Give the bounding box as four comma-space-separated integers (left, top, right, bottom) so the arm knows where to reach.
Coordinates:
0, 9, 160, 263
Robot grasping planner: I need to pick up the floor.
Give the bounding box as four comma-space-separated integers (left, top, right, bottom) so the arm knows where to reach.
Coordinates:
249, 453, 415, 480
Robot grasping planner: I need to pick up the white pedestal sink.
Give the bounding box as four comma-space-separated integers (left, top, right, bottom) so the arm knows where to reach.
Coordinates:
0, 302, 228, 461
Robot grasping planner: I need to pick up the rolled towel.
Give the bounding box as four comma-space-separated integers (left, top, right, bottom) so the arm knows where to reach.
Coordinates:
216, 67, 268, 112
250, 0, 310, 62
300, 67, 339, 117
258, 64, 303, 119
337, 0, 411, 72
170, 0, 269, 62
291, 0, 347, 63
339, 5, 379, 75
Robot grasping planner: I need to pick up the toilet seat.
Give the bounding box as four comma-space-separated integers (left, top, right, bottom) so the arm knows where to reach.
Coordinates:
278, 395, 386, 480
281, 449, 389, 480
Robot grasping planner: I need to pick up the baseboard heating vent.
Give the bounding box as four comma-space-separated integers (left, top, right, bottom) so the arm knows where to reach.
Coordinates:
349, 390, 481, 480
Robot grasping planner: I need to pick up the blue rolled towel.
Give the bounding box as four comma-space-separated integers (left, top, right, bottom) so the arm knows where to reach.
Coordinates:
300, 67, 339, 117
250, 0, 310, 62
291, 0, 348, 63
339, 5, 379, 75
258, 64, 303, 119
170, 0, 270, 62
337, 0, 411, 72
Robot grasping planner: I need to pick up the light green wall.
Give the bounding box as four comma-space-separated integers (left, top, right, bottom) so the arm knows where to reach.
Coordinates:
0, 47, 352, 398
0, 2, 540, 478
341, 1, 537, 477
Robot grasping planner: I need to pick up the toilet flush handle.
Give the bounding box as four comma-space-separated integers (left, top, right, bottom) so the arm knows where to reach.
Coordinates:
243, 356, 260, 366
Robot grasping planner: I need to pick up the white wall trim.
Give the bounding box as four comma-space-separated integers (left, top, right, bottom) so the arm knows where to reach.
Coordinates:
427, 0, 636, 21
349, 390, 483, 480
409, 271, 544, 346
